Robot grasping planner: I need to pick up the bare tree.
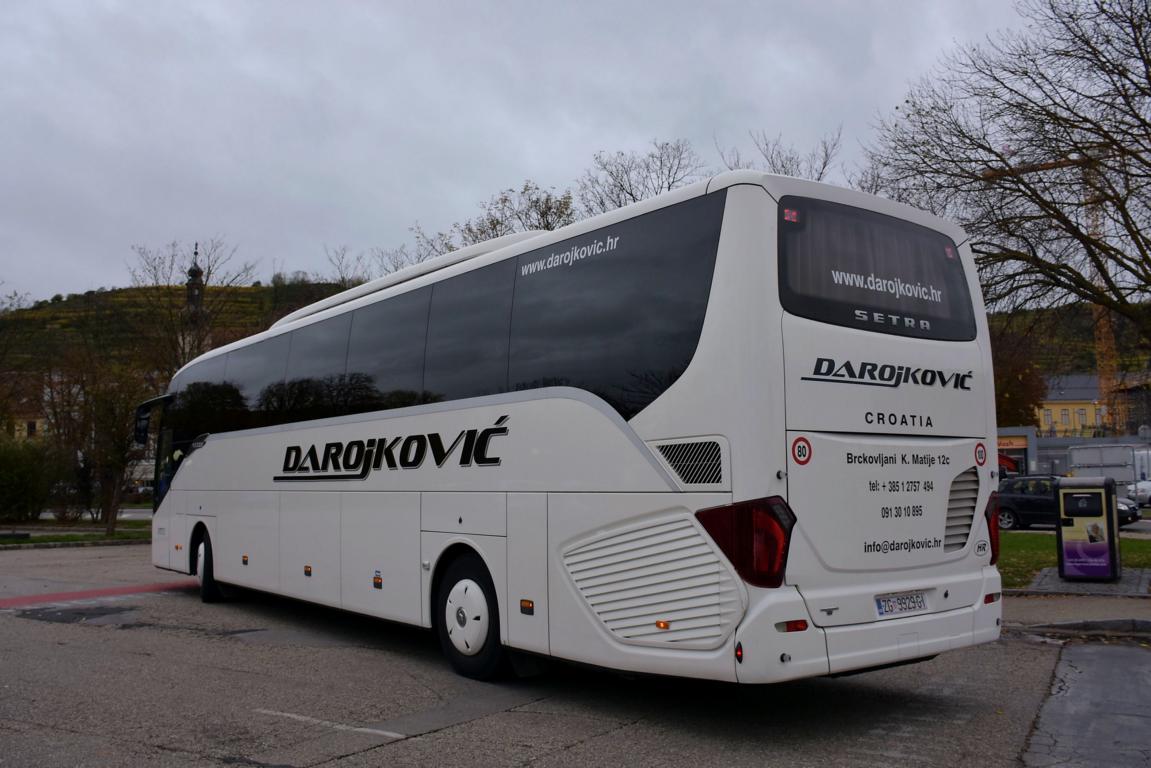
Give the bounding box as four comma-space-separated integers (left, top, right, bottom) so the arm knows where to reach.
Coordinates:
456, 181, 577, 244
864, 0, 1151, 337
396, 181, 578, 262
577, 139, 706, 215
368, 242, 437, 276
128, 238, 256, 383
323, 245, 373, 288
718, 127, 843, 181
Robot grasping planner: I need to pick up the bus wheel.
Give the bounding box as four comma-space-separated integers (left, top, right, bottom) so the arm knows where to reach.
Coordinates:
196, 533, 226, 603
435, 552, 505, 680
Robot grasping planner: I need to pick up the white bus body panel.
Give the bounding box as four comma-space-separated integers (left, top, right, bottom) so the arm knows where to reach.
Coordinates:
215, 491, 280, 592
506, 493, 548, 654
340, 492, 420, 624
631, 185, 785, 501
280, 491, 340, 606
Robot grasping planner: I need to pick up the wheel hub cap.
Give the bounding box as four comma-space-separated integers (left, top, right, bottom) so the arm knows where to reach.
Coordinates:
444, 578, 488, 656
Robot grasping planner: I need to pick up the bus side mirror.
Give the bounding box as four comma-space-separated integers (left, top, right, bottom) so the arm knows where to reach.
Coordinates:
134, 394, 174, 445
133, 405, 151, 446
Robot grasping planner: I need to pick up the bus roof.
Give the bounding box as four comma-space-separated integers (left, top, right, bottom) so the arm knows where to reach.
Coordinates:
171, 171, 969, 384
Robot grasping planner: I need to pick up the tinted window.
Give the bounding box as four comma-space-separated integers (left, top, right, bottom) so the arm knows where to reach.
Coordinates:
224, 334, 290, 427
778, 196, 976, 341
424, 261, 515, 402
280, 313, 353, 422
169, 354, 226, 394
347, 287, 431, 411
509, 191, 726, 419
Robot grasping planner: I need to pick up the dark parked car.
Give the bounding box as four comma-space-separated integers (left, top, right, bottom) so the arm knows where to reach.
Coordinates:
997, 475, 1140, 529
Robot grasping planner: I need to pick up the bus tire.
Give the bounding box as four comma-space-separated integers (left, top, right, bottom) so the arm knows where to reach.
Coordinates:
435, 552, 505, 680
196, 533, 226, 603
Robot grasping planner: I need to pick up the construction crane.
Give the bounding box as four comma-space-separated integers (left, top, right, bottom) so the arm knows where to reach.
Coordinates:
981, 150, 1125, 434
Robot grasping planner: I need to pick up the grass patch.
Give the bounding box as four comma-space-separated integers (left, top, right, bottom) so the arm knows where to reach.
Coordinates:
999, 531, 1151, 588
0, 531, 150, 546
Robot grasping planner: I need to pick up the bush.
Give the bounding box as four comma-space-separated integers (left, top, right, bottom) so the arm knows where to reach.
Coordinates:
0, 440, 56, 522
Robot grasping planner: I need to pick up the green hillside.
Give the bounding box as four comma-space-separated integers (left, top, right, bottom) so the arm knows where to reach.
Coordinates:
2, 281, 344, 369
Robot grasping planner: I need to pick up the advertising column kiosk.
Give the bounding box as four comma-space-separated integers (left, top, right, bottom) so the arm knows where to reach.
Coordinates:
1055, 476, 1122, 582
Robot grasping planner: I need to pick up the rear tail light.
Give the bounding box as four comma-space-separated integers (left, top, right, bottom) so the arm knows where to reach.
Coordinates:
984, 491, 1000, 566
696, 497, 796, 588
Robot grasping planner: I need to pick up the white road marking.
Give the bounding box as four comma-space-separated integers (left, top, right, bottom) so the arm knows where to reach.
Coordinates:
253, 708, 406, 740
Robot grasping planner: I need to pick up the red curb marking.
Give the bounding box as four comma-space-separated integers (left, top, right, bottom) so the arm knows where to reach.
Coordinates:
0, 579, 199, 609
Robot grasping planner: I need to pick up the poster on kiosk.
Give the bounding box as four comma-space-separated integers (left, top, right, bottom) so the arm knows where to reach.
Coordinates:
1055, 476, 1122, 582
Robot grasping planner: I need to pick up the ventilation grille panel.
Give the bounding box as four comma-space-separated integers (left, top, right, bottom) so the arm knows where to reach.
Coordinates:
944, 467, 979, 552
562, 516, 742, 649
656, 440, 722, 485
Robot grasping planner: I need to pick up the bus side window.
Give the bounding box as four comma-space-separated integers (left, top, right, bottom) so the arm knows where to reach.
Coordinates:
424, 260, 515, 402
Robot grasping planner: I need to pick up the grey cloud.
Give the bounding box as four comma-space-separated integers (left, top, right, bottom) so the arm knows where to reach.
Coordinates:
0, 0, 1021, 300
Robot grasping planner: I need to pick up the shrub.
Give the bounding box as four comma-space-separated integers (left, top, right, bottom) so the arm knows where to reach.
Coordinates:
0, 440, 56, 522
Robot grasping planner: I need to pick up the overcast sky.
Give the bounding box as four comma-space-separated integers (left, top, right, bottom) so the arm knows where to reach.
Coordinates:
1, 1, 1024, 301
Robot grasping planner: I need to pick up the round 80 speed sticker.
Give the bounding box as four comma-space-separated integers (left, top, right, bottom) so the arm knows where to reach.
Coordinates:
974, 442, 987, 466
791, 436, 812, 466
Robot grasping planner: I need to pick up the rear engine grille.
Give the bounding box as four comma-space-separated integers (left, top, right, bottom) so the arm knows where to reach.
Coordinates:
656, 440, 722, 485
945, 467, 979, 552
562, 515, 742, 649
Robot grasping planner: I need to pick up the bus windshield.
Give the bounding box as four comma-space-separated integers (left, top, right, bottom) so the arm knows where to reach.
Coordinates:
777, 196, 976, 341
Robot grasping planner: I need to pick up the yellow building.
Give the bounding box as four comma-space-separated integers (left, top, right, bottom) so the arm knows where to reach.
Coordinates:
1034, 374, 1107, 438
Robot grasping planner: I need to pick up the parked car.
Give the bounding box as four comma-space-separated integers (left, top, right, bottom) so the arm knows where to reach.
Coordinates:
1115, 497, 1139, 527
1125, 480, 1151, 507
997, 475, 1141, 529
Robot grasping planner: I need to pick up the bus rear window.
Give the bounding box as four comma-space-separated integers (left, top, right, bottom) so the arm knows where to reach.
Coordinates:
778, 196, 976, 341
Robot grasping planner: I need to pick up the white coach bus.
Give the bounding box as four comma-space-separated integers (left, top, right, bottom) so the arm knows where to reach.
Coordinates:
140, 171, 1002, 682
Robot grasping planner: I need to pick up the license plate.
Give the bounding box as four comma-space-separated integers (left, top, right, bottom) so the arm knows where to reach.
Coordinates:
875, 591, 927, 617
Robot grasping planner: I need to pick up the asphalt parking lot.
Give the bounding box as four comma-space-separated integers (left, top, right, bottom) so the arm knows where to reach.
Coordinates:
0, 546, 1146, 767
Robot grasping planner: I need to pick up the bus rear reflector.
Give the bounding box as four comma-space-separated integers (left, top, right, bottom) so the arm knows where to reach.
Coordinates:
696, 497, 796, 588
984, 491, 1000, 566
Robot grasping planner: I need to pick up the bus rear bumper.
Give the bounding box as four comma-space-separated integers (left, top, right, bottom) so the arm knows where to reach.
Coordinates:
733, 568, 1001, 683
823, 567, 1001, 675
